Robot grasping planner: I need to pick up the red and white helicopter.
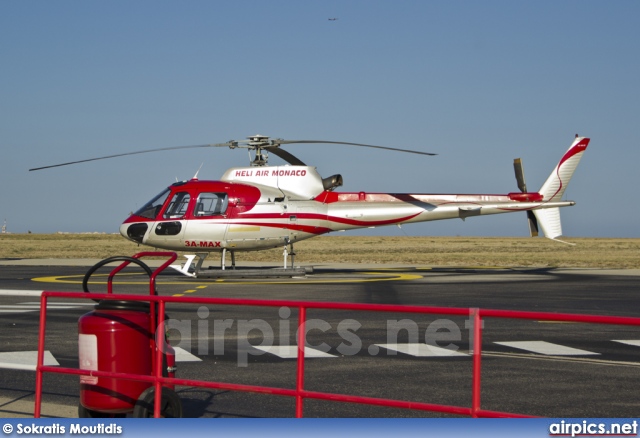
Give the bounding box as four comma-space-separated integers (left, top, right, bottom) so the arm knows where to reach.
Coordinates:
31, 134, 589, 277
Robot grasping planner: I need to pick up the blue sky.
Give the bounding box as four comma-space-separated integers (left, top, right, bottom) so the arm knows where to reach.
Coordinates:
1, 1, 638, 238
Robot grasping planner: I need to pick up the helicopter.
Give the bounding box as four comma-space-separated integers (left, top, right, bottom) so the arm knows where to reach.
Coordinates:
30, 134, 589, 277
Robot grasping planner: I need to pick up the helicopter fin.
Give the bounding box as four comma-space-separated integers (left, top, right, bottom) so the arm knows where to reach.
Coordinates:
538, 136, 589, 202
531, 208, 575, 245
529, 136, 589, 244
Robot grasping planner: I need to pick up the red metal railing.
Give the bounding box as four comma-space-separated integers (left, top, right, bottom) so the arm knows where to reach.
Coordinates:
34, 292, 640, 418
33, 252, 640, 417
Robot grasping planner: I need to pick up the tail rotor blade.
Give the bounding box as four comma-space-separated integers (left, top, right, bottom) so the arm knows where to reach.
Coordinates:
515, 158, 539, 237
527, 210, 539, 237
513, 158, 528, 193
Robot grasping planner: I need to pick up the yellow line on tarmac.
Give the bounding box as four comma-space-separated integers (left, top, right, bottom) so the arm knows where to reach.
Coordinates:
220, 272, 421, 284
31, 272, 146, 285
31, 271, 423, 286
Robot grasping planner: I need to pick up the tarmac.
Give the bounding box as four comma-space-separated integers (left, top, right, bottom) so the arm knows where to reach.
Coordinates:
1, 258, 639, 276
1, 258, 639, 417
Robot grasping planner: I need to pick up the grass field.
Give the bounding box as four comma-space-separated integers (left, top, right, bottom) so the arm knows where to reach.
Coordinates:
1, 233, 638, 268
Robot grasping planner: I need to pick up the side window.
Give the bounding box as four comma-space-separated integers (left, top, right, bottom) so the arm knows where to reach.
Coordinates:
163, 192, 191, 219
194, 193, 229, 217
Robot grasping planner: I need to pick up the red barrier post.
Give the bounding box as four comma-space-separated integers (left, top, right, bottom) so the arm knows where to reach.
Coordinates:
34, 293, 48, 418
295, 306, 307, 418
471, 308, 482, 417
154, 300, 167, 418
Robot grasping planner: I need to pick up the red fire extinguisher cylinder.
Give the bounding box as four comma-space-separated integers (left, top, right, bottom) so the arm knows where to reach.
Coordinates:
78, 301, 154, 414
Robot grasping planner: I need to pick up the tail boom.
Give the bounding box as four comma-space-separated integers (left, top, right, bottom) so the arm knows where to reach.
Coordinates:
316, 136, 589, 239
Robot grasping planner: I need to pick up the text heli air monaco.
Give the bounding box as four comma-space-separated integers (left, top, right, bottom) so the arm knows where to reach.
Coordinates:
118, 136, 589, 275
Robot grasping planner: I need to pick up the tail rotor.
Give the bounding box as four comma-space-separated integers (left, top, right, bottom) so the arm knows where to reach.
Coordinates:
513, 158, 540, 237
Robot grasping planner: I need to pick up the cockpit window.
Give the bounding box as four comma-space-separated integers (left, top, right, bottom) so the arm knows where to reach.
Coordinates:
194, 192, 228, 217
134, 188, 171, 219
163, 192, 191, 219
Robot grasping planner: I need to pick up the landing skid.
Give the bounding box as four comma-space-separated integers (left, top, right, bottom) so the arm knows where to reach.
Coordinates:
169, 246, 311, 279
196, 266, 311, 279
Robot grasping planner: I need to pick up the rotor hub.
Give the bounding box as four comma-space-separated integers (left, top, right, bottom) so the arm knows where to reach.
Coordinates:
247, 135, 274, 148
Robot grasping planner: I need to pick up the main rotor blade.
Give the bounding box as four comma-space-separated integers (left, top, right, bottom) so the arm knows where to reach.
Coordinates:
29, 136, 436, 171
277, 140, 437, 156
264, 146, 306, 166
28, 142, 234, 171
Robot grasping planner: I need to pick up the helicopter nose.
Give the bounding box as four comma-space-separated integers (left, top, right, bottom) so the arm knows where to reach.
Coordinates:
120, 222, 148, 244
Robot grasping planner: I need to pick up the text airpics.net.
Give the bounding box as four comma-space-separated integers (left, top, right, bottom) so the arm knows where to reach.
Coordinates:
549, 420, 638, 437
156, 306, 483, 367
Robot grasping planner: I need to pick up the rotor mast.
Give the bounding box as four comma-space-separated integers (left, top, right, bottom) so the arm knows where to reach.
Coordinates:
247, 134, 273, 166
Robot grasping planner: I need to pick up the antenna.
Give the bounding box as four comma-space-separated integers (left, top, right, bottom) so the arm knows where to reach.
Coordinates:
192, 163, 204, 180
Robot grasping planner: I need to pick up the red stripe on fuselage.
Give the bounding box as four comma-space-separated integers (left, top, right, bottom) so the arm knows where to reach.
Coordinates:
233, 211, 422, 232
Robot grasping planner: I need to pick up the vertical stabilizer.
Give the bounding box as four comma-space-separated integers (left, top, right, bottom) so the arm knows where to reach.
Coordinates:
539, 137, 590, 201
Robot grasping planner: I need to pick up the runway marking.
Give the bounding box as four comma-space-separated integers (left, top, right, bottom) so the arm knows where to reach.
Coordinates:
3, 340, 635, 371
0, 350, 59, 371
173, 347, 203, 362
612, 340, 640, 347
252, 345, 337, 359
0, 290, 45, 297
0, 301, 92, 314
173, 285, 209, 296
494, 341, 600, 356
376, 343, 469, 357
484, 351, 640, 368
0, 348, 199, 372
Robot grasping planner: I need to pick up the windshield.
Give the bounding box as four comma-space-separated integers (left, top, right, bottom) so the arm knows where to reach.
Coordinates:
134, 188, 171, 219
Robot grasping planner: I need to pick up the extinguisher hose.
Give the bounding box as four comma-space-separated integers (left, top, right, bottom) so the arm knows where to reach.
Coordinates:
82, 256, 154, 302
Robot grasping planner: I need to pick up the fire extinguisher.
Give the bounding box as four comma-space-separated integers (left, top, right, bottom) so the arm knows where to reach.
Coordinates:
77, 255, 182, 418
